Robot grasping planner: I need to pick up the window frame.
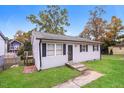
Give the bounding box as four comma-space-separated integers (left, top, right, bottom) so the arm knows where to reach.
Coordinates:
56, 43, 63, 55
47, 43, 55, 56
93, 45, 99, 51
80, 44, 88, 52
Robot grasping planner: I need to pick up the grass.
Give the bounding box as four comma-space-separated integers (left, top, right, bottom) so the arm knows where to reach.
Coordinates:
0, 66, 80, 88
82, 55, 124, 88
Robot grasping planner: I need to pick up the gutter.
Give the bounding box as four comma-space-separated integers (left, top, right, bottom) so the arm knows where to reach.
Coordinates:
36, 38, 102, 44
39, 39, 42, 71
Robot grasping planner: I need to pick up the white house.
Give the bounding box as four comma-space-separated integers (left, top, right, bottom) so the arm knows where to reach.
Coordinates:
32, 31, 102, 70
0, 31, 7, 56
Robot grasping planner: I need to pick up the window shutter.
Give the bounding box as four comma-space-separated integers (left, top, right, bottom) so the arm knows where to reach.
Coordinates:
63, 44, 66, 55
80, 45, 82, 52
93, 45, 94, 51
86, 45, 88, 52
97, 45, 99, 51
42, 43, 46, 57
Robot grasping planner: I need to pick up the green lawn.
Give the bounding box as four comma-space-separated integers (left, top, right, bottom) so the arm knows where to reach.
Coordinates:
82, 55, 124, 88
0, 66, 80, 88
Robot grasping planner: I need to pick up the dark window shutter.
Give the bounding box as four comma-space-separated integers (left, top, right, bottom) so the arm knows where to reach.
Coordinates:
86, 45, 88, 52
93, 45, 94, 51
80, 45, 82, 52
42, 43, 46, 57
97, 45, 99, 51
63, 44, 66, 55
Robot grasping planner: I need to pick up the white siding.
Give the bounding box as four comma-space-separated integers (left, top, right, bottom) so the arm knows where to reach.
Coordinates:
73, 44, 100, 63
0, 36, 6, 56
32, 39, 101, 70
32, 36, 41, 70
41, 43, 68, 69
41, 43, 100, 70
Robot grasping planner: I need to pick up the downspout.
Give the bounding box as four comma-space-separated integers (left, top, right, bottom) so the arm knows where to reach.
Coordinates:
39, 39, 42, 71
100, 45, 102, 60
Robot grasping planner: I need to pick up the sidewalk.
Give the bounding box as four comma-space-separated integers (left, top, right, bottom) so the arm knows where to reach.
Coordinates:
53, 70, 103, 88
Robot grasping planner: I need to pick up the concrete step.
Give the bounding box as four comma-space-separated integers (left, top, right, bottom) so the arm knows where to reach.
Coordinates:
77, 67, 88, 72
71, 64, 85, 68
66, 62, 88, 72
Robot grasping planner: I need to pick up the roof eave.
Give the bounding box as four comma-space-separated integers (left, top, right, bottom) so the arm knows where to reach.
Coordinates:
36, 38, 102, 44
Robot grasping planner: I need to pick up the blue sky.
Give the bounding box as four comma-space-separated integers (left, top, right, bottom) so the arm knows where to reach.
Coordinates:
0, 5, 124, 38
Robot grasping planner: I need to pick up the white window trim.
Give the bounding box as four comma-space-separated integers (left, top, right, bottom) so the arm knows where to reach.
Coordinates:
93, 45, 99, 51
81, 44, 88, 52
46, 43, 64, 56
56, 43, 63, 56
47, 43, 55, 56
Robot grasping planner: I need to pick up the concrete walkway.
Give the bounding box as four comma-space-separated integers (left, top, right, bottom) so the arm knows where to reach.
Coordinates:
54, 70, 103, 88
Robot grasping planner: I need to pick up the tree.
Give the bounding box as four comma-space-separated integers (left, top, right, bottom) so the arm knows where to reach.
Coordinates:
80, 7, 107, 41
14, 30, 31, 43
27, 5, 70, 35
106, 16, 124, 42
14, 31, 32, 59
14, 30, 23, 38
79, 27, 91, 39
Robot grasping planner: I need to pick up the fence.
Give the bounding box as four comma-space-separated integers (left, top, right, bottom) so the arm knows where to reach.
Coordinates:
0, 53, 20, 71
24, 51, 34, 66
0, 56, 4, 70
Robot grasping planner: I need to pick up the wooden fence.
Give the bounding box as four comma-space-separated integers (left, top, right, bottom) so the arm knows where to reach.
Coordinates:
0, 53, 20, 71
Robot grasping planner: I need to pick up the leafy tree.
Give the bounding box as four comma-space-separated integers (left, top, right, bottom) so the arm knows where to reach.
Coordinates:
116, 34, 124, 42
27, 5, 70, 35
14, 31, 32, 59
80, 7, 107, 41
117, 34, 124, 39
79, 7, 124, 54
79, 27, 91, 39
106, 16, 124, 41
14, 30, 31, 43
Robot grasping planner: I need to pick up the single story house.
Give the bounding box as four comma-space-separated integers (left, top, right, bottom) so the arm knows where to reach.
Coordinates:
8, 40, 23, 53
108, 43, 124, 55
32, 31, 102, 70
0, 31, 7, 56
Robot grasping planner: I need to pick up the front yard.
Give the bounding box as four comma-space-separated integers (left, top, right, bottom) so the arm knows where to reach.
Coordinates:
0, 66, 80, 88
0, 55, 124, 88
83, 55, 124, 88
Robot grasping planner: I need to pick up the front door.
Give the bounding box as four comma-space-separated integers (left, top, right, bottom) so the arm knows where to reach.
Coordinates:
68, 45, 73, 61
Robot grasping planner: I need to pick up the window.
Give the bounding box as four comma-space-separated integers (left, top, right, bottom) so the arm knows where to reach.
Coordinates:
80, 45, 88, 52
47, 44, 55, 56
56, 44, 63, 55
86, 45, 88, 52
63, 44, 66, 55
80, 45, 82, 52
93, 45, 99, 51
42, 43, 46, 57
82, 45, 86, 52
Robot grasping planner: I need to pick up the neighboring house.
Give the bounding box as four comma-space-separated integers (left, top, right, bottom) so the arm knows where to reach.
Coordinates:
32, 31, 102, 70
108, 43, 124, 55
0, 31, 7, 56
8, 40, 23, 53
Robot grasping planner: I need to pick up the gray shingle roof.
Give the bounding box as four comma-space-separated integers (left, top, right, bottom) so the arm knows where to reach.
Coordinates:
32, 31, 101, 44
0, 31, 7, 41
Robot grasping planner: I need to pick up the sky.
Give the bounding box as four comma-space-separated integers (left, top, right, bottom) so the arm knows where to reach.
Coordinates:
1, 5, 124, 38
